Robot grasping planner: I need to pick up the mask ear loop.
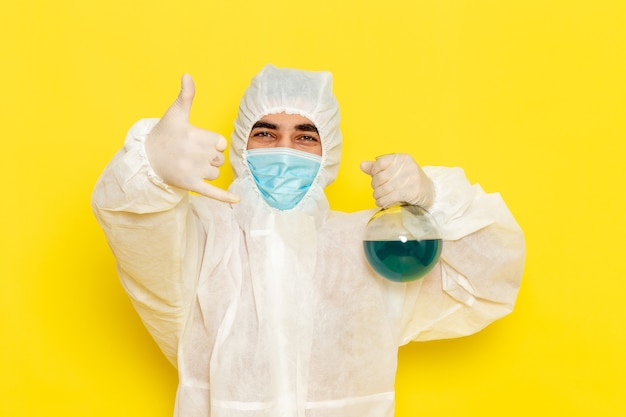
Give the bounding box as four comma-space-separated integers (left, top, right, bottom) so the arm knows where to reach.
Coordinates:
241, 149, 265, 204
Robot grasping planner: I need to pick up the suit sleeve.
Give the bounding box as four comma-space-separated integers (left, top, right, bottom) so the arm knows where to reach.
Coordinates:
91, 118, 205, 365
398, 166, 526, 343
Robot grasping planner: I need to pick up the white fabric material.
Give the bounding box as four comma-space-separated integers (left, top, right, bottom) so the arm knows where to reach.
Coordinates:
92, 65, 525, 417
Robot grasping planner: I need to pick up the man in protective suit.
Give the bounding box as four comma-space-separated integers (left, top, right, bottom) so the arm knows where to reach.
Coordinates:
92, 65, 525, 417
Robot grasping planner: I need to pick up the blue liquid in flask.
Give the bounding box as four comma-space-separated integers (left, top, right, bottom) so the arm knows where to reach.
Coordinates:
363, 238, 442, 282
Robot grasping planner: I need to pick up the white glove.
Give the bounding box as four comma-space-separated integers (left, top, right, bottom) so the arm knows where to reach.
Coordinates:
360, 153, 435, 209
144, 74, 239, 203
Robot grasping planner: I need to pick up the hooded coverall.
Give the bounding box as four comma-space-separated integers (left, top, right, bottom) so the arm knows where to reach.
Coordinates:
92, 65, 525, 417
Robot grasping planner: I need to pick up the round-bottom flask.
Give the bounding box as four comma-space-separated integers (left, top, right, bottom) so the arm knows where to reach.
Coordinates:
363, 204, 442, 282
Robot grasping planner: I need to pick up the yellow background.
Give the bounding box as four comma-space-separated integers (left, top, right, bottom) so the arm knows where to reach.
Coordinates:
1, 0, 625, 415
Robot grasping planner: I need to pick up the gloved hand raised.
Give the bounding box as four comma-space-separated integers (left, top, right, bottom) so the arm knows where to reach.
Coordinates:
145, 74, 240, 203
360, 154, 435, 209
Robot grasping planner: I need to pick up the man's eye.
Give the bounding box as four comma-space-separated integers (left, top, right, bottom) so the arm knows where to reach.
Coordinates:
253, 131, 272, 137
299, 135, 319, 142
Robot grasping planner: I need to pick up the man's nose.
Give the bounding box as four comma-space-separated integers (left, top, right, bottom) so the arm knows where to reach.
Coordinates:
275, 136, 294, 149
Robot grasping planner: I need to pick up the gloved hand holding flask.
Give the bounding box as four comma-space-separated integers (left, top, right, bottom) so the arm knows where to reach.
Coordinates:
360, 153, 435, 209
361, 154, 442, 282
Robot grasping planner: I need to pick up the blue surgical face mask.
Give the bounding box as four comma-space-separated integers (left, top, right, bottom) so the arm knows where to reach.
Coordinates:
245, 147, 322, 211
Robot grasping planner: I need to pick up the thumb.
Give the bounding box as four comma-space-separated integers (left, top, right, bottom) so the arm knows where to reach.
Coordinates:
164, 74, 196, 121
360, 160, 375, 175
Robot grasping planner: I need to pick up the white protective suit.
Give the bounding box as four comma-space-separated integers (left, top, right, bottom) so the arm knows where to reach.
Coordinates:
92, 65, 525, 417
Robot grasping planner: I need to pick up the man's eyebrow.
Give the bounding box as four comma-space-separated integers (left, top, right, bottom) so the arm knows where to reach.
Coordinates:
295, 123, 319, 134
251, 121, 277, 130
